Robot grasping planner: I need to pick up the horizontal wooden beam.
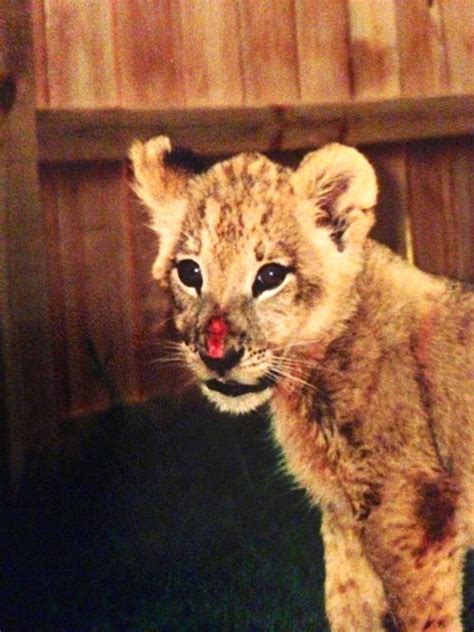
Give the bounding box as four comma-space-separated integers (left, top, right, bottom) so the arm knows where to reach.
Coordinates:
37, 94, 474, 162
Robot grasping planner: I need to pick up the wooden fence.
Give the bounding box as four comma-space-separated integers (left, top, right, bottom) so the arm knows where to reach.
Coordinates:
1, 0, 473, 483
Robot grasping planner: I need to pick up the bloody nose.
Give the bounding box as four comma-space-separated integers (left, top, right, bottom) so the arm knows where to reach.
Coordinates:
205, 316, 229, 359
202, 315, 244, 376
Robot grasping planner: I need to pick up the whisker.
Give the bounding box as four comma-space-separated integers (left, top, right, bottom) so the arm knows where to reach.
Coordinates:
163, 370, 200, 394
148, 357, 187, 367
274, 356, 319, 369
152, 347, 186, 356
269, 366, 318, 393
276, 363, 317, 372
144, 347, 184, 357
140, 315, 178, 331
148, 356, 185, 365
157, 341, 185, 348
143, 332, 182, 342
146, 345, 187, 365
272, 339, 323, 353
270, 371, 315, 394
147, 340, 185, 351
180, 374, 200, 391
274, 365, 311, 382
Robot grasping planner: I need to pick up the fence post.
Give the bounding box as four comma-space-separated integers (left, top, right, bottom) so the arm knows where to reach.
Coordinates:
0, 0, 58, 488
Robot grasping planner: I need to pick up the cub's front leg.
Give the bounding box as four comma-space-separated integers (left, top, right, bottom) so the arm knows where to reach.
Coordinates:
321, 512, 398, 631
361, 471, 464, 631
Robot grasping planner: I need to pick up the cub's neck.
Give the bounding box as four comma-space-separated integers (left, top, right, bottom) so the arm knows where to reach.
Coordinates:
353, 240, 446, 347
274, 240, 447, 411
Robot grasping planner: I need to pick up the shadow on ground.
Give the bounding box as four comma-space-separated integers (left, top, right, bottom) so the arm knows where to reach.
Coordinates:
0, 396, 327, 631
0, 395, 473, 631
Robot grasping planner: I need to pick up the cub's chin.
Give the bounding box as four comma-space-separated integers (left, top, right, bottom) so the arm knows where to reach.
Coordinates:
201, 382, 273, 415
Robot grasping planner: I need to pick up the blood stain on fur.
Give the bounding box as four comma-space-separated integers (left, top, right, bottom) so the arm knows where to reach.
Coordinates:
414, 476, 458, 549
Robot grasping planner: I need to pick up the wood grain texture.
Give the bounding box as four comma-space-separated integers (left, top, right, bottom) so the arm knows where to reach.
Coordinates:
0, 0, 58, 483
49, 163, 140, 416
439, 0, 474, 94
114, 0, 185, 108
178, 0, 244, 107
33, 0, 474, 107
365, 144, 408, 257
27, 0, 474, 424
31, 0, 49, 106
237, 0, 300, 105
395, 0, 449, 97
347, 0, 407, 257
39, 166, 69, 417
347, 0, 400, 100
36, 95, 474, 162
43, 0, 116, 107
449, 138, 474, 281
406, 141, 455, 278
294, 0, 350, 103
397, 0, 462, 281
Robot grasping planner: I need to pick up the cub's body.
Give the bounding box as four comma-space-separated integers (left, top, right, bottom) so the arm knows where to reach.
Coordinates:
271, 242, 473, 630
131, 137, 473, 631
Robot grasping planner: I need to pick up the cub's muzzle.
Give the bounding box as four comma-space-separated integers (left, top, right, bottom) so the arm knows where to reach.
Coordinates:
199, 347, 244, 376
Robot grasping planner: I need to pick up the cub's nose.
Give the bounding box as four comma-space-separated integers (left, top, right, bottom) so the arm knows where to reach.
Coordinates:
199, 347, 244, 377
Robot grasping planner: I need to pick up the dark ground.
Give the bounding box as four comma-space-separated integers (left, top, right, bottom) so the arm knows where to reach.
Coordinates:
0, 396, 473, 631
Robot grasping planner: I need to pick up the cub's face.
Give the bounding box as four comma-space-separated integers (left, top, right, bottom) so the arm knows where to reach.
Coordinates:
131, 137, 377, 414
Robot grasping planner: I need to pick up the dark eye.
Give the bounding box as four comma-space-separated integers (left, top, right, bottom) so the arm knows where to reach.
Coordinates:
176, 259, 202, 292
253, 263, 290, 297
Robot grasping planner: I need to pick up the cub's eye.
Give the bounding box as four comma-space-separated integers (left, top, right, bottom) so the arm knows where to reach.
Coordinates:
176, 259, 202, 292
253, 263, 290, 297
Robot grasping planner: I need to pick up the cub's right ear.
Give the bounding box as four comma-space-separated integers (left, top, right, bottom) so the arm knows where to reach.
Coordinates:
129, 136, 188, 280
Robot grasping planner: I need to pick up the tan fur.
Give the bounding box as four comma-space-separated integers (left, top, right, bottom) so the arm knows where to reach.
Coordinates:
131, 136, 474, 631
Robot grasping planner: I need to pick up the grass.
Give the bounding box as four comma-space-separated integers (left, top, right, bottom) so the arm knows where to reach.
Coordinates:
0, 395, 472, 631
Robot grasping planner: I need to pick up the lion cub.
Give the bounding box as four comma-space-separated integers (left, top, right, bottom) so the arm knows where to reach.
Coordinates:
130, 136, 473, 631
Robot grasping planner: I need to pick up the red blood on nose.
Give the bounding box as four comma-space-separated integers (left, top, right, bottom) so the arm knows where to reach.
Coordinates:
206, 316, 228, 359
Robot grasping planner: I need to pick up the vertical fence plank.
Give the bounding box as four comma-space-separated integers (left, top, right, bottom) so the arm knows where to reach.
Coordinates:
294, 0, 350, 103
178, 0, 244, 107
408, 137, 474, 283
114, 0, 185, 108
395, 0, 449, 97
44, 0, 116, 107
80, 163, 139, 410
364, 144, 408, 257
51, 163, 140, 417
406, 140, 458, 278
396, 1, 464, 279
347, 0, 400, 100
53, 164, 101, 415
31, 0, 49, 107
0, 0, 58, 484
439, 0, 474, 94
237, 0, 300, 105
450, 138, 474, 282
39, 166, 69, 418
347, 0, 407, 256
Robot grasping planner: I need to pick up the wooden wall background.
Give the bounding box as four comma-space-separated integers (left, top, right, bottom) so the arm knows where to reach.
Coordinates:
2, 0, 474, 478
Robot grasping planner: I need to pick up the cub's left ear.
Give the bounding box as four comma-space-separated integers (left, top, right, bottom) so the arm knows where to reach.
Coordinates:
291, 143, 378, 250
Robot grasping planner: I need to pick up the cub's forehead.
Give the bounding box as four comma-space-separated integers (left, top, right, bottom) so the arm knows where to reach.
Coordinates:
180, 152, 295, 254
189, 152, 292, 211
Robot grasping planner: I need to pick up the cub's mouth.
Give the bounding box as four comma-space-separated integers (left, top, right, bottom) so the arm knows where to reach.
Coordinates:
205, 375, 275, 398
